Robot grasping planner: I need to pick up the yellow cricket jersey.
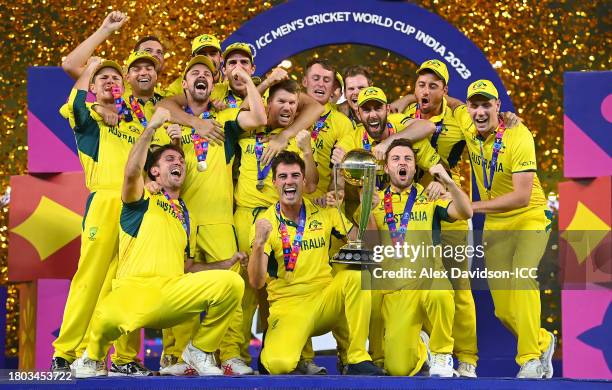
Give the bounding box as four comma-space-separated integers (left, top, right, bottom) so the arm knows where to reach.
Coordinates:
250, 198, 353, 302
165, 76, 227, 103
153, 108, 242, 225
336, 113, 441, 189
234, 127, 300, 209
454, 105, 547, 218
371, 183, 453, 289
116, 190, 196, 279
308, 103, 354, 199
64, 89, 143, 192
404, 98, 466, 186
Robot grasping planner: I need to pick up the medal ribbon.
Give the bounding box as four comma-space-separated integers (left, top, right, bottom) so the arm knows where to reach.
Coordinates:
384, 185, 417, 245
162, 189, 191, 255
111, 85, 132, 122
255, 129, 272, 183
226, 91, 238, 108
311, 110, 332, 141
276, 202, 307, 272
478, 117, 506, 195
128, 96, 148, 128
185, 106, 212, 167
415, 104, 444, 149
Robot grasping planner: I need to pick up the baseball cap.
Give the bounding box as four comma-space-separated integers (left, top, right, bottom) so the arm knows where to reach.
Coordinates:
125, 50, 159, 71
358, 86, 387, 106
222, 42, 253, 62
416, 59, 449, 84
90, 59, 123, 84
183, 55, 216, 79
191, 34, 221, 55
466, 79, 499, 100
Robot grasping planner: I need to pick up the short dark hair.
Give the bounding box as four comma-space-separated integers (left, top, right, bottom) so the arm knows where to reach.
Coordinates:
417, 69, 446, 87
305, 58, 335, 76
385, 138, 415, 163
145, 144, 185, 180
343, 65, 372, 86
271, 151, 305, 179
134, 36, 163, 52
268, 79, 299, 101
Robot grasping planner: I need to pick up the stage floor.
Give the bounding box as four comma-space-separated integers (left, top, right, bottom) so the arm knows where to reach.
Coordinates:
4, 376, 611, 390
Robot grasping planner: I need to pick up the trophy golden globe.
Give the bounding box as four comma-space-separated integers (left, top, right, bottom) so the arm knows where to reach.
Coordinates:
331, 149, 378, 266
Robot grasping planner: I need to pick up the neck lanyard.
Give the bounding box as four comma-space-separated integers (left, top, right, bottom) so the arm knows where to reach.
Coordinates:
185, 105, 212, 172
111, 85, 132, 122
161, 189, 191, 255
276, 202, 306, 274
415, 103, 444, 149
226, 91, 238, 108
384, 185, 417, 245
311, 110, 332, 141
362, 122, 394, 152
478, 117, 506, 199
128, 95, 148, 128
255, 129, 272, 190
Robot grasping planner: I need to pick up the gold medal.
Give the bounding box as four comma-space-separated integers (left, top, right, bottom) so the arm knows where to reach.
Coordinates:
256, 179, 265, 191
197, 160, 207, 172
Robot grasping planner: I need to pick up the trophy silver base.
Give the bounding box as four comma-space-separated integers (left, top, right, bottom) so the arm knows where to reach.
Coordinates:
330, 248, 378, 266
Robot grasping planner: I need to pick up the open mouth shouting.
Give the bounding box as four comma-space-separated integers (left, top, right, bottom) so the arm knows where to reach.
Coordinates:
170, 165, 183, 179
420, 97, 430, 110
282, 184, 298, 201
278, 111, 292, 125
194, 79, 208, 92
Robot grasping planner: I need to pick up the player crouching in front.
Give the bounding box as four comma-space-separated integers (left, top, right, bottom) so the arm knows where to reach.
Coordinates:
72, 107, 244, 378
249, 151, 383, 375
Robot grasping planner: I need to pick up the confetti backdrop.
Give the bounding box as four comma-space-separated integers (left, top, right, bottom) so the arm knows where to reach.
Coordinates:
0, 0, 609, 357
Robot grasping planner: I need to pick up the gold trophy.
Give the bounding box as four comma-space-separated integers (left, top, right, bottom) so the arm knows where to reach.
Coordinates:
331, 149, 378, 265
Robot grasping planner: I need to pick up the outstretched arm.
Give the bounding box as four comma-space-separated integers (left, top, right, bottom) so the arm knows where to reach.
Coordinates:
62, 11, 128, 80
429, 164, 472, 220
122, 107, 171, 203
157, 94, 225, 144
232, 67, 267, 130
372, 119, 436, 161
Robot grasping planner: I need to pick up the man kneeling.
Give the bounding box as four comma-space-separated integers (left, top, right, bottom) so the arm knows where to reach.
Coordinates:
249, 151, 382, 375
73, 108, 244, 378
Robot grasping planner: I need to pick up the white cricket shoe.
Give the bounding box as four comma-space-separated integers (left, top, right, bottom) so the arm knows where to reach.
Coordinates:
540, 331, 556, 378
456, 361, 477, 378
72, 350, 100, 379
517, 359, 545, 378
181, 341, 223, 376
221, 357, 254, 375
429, 353, 454, 377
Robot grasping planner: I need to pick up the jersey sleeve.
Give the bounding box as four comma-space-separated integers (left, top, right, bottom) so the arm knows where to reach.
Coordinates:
217, 108, 242, 162
163, 76, 183, 97
65, 89, 97, 133
336, 128, 359, 152
412, 138, 441, 170
434, 198, 453, 223
510, 125, 538, 173
452, 105, 474, 138
152, 127, 172, 147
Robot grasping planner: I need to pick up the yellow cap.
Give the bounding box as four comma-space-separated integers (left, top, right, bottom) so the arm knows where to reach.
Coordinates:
125, 50, 159, 72
191, 34, 221, 55
335, 72, 344, 91
467, 79, 499, 100
183, 55, 216, 79
358, 86, 387, 106
89, 59, 123, 84
416, 59, 449, 84
222, 42, 253, 62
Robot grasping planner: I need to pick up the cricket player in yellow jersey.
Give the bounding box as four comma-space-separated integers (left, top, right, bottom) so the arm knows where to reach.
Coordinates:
454, 80, 555, 379
165, 34, 228, 102
331, 86, 441, 370
301, 59, 354, 202
366, 139, 472, 377
249, 151, 383, 376
152, 55, 266, 376
51, 57, 152, 375
72, 106, 244, 378
400, 60, 478, 377
336, 65, 373, 127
